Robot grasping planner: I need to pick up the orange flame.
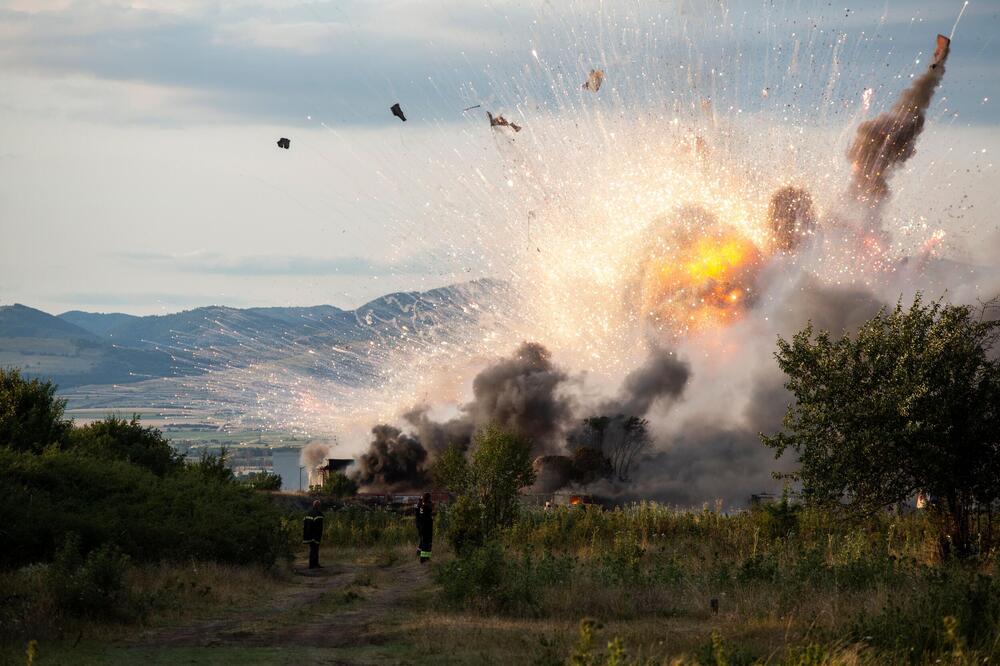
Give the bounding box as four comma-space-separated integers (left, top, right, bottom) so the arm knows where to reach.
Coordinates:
640, 224, 763, 337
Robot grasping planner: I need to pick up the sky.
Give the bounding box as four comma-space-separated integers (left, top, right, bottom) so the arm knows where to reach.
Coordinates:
1, 0, 998, 316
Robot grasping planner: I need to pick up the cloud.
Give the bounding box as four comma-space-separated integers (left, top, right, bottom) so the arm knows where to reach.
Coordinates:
116, 250, 440, 276
2, 0, 996, 126
0, 1, 529, 125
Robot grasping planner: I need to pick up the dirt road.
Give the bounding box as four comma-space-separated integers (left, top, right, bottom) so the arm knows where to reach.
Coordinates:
136, 557, 429, 651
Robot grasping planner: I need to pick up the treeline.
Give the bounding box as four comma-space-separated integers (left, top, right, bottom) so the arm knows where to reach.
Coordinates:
0, 368, 291, 571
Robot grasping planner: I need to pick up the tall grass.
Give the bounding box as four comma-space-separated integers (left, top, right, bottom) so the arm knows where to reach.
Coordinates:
436, 502, 999, 662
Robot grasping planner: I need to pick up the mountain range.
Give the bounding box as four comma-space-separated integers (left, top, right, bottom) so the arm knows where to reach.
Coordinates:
0, 279, 504, 390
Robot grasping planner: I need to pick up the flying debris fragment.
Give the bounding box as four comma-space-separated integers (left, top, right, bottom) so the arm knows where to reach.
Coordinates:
276, 137, 290, 149
463, 104, 482, 112
390, 103, 407, 122
847, 33, 952, 204
931, 34, 950, 69
582, 69, 604, 92
767, 186, 816, 252
487, 111, 521, 132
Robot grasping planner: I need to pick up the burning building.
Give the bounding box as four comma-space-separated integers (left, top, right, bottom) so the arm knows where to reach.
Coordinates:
310, 458, 353, 488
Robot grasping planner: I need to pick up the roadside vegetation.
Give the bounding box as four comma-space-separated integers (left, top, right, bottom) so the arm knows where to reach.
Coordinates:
0, 368, 295, 645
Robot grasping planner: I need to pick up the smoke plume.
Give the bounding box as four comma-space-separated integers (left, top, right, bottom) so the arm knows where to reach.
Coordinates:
847, 38, 950, 205
352, 424, 429, 491
464, 341, 573, 451
353, 341, 575, 489
402, 406, 474, 455
614, 278, 887, 507
300, 441, 332, 469
602, 348, 689, 417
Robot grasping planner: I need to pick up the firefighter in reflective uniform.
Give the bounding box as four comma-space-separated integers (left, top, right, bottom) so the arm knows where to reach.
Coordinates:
415, 493, 434, 563
303, 500, 324, 569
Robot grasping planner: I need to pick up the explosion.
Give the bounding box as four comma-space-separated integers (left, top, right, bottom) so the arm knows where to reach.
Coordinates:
180, 15, 986, 508
639, 205, 765, 337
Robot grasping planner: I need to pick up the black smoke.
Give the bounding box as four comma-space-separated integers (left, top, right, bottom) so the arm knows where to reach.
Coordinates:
465, 341, 573, 452
601, 348, 689, 417
352, 424, 429, 491
353, 341, 576, 490
541, 348, 691, 493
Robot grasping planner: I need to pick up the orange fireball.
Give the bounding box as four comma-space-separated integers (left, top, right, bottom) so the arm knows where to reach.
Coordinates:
638, 206, 763, 337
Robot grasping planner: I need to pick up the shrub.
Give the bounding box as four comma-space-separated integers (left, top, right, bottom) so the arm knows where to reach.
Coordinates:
0, 368, 71, 453
435, 542, 574, 616
51, 534, 131, 618
445, 494, 487, 553
849, 566, 1000, 657
191, 448, 234, 483
313, 471, 357, 498
69, 415, 183, 477
0, 448, 290, 568
429, 442, 469, 493
444, 424, 536, 552
244, 470, 283, 490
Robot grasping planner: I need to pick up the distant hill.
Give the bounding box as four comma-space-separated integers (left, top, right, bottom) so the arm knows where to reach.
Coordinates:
1, 304, 99, 340
59, 311, 140, 338
2, 279, 506, 390
0, 304, 178, 388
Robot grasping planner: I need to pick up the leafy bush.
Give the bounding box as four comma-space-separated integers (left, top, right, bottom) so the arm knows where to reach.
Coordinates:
435, 542, 574, 616
191, 448, 235, 483
0, 448, 290, 568
244, 470, 283, 490
69, 415, 183, 477
445, 494, 488, 553
313, 471, 358, 498
443, 425, 535, 552
850, 566, 1000, 657
50, 533, 131, 618
0, 368, 71, 453
754, 489, 801, 539
429, 442, 469, 493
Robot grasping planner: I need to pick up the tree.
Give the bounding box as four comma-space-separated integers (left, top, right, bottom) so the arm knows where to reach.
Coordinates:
445, 425, 536, 552
467, 424, 536, 531
0, 368, 71, 453
762, 295, 1000, 557
192, 447, 234, 483
573, 415, 650, 482
244, 470, 283, 491
608, 416, 650, 482
571, 447, 612, 484
429, 442, 469, 493
70, 415, 184, 477
315, 471, 358, 498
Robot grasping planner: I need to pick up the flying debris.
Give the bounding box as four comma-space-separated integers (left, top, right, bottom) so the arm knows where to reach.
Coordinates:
390, 103, 407, 122
583, 69, 604, 92
487, 111, 521, 132
463, 104, 482, 112
931, 34, 950, 69
847, 33, 952, 204
276, 137, 290, 149
767, 186, 816, 252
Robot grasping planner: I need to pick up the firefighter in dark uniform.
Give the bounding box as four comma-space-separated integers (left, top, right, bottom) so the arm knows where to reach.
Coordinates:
303, 500, 324, 569
415, 493, 434, 563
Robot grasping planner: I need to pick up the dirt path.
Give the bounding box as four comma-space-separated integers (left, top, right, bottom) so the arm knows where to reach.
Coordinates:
135, 556, 430, 650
